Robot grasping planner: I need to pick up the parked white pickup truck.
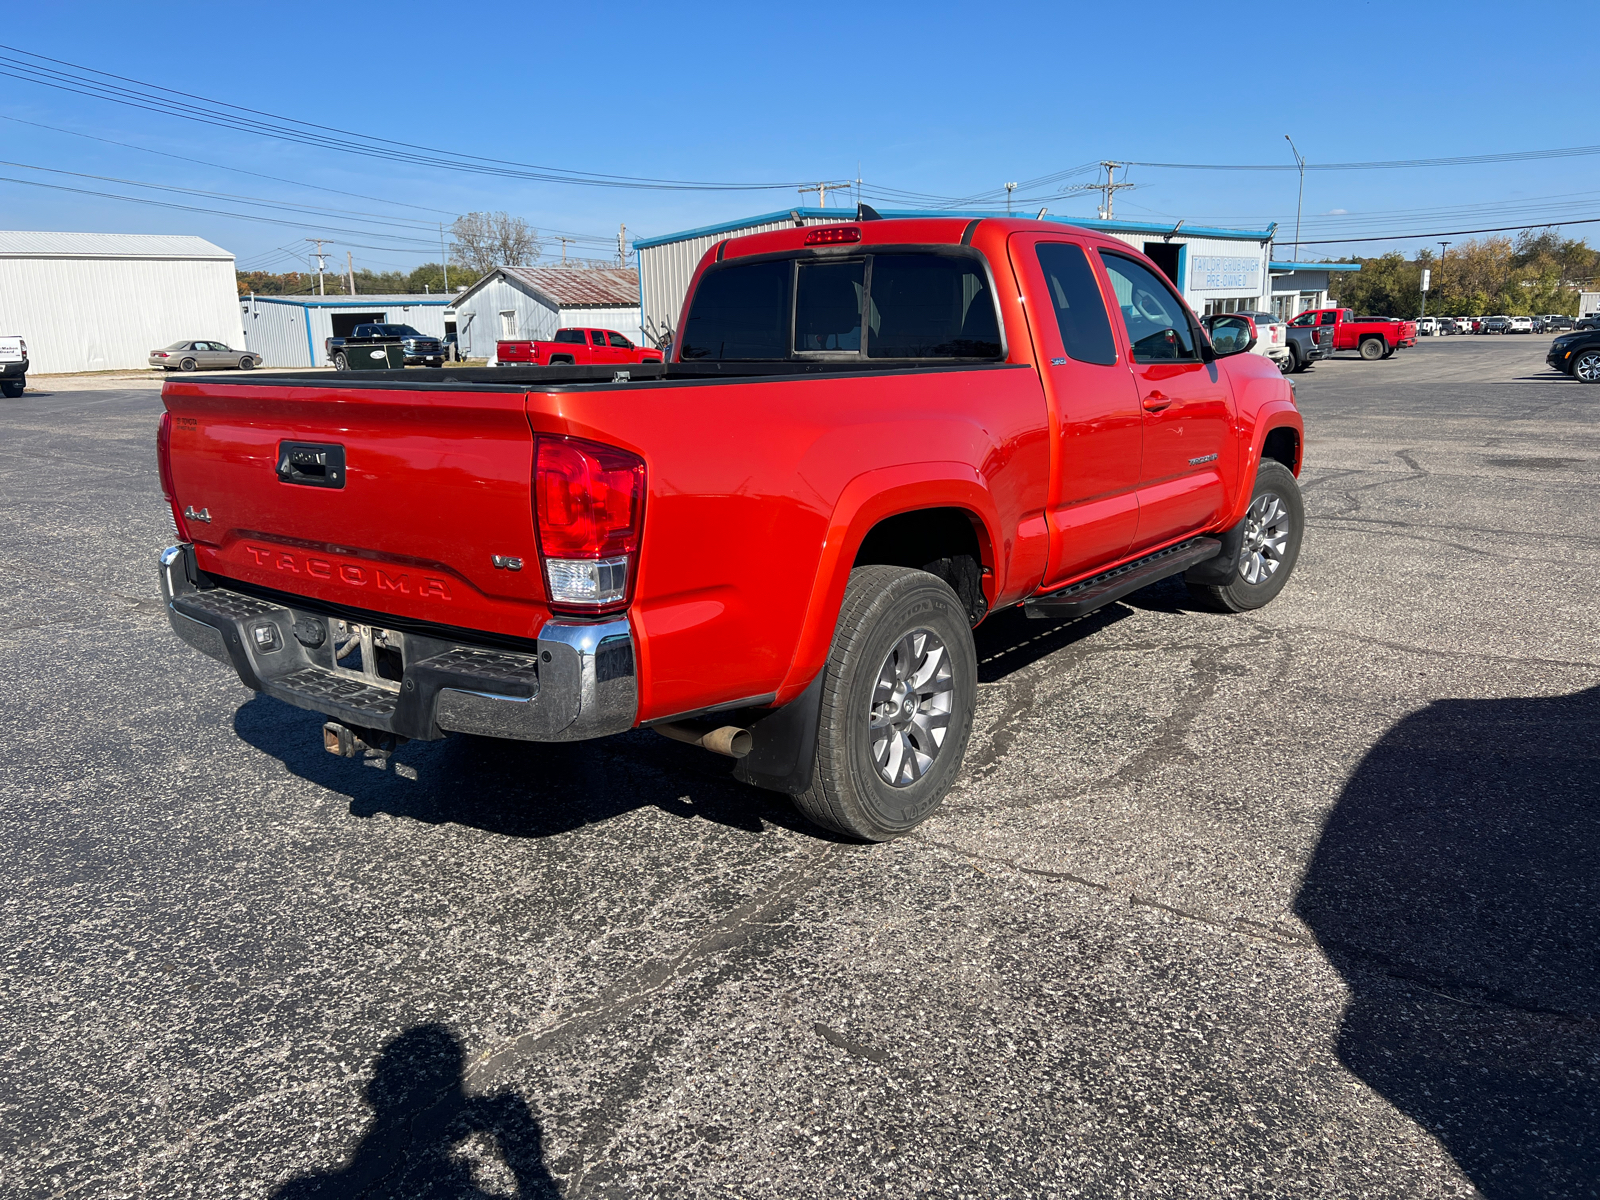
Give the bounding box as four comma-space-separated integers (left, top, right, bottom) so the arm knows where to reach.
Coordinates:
0, 335, 27, 397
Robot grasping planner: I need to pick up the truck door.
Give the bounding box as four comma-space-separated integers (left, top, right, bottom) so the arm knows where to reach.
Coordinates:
1097, 250, 1235, 551
1009, 233, 1141, 585
589, 330, 614, 363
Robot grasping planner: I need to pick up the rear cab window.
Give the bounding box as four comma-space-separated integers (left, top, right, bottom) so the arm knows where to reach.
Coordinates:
554, 329, 586, 344
1034, 242, 1118, 366
679, 249, 1003, 362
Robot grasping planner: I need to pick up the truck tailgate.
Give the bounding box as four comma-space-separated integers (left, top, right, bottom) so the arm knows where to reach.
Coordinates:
162, 379, 547, 639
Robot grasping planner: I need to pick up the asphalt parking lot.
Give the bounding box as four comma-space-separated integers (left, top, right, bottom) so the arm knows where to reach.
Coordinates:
2, 335, 1596, 1199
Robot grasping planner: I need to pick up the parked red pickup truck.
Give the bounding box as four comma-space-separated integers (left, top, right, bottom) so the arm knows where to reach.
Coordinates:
496, 327, 664, 367
156, 216, 1304, 841
1288, 307, 1417, 360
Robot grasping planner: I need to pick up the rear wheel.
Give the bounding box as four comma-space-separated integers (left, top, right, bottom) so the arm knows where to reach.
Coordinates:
1358, 338, 1384, 360
1573, 350, 1600, 383
1186, 461, 1304, 613
792, 566, 977, 842
179, 357, 198, 371
1, 380, 22, 398
333, 352, 349, 371
1276, 350, 1294, 374
239, 356, 255, 370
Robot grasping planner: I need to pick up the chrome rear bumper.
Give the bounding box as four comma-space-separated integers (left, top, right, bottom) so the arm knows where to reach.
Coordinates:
158, 544, 637, 743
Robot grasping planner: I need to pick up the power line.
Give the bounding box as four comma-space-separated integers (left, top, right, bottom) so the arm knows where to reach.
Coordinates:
0, 112, 457, 217
1293, 217, 1600, 246
1127, 144, 1600, 172
0, 45, 810, 193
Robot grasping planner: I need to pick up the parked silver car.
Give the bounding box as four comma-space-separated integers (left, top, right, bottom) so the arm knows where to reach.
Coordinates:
150, 340, 261, 371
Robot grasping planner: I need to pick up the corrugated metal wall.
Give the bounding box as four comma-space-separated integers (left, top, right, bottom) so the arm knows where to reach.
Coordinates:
638, 212, 854, 343
0, 254, 242, 374
240, 298, 450, 367
556, 304, 646, 347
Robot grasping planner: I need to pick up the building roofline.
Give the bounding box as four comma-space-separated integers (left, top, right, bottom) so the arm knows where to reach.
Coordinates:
1269, 261, 1363, 272
633, 207, 1276, 250
243, 295, 453, 307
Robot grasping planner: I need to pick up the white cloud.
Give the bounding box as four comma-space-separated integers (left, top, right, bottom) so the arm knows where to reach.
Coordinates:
1326, 208, 1349, 215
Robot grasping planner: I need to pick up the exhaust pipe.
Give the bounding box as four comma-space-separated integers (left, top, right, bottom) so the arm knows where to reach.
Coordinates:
653, 720, 753, 758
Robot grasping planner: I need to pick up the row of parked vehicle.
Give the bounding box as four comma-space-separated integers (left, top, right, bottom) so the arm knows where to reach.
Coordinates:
1417, 314, 1582, 336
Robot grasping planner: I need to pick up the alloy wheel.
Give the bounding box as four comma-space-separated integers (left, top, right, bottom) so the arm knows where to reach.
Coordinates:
1240, 491, 1292, 585
868, 629, 954, 787
1575, 352, 1600, 383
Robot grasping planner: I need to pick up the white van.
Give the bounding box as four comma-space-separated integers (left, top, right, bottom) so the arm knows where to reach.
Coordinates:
0, 335, 26, 398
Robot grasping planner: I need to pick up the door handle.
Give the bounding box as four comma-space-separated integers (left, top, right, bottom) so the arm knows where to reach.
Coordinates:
1142, 391, 1173, 412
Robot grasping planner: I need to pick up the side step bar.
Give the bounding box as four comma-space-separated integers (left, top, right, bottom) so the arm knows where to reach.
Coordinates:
1023, 537, 1222, 621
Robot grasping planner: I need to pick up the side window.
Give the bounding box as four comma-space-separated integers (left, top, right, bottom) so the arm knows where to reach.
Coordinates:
1289, 312, 1315, 327
866, 254, 1001, 358
679, 259, 792, 360
1034, 243, 1118, 366
1319, 311, 1338, 326
795, 260, 864, 352
607, 332, 632, 348
1098, 253, 1197, 363
590, 330, 607, 345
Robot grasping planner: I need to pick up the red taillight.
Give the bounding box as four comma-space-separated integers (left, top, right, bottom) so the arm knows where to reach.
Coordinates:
156, 410, 190, 541
154, 352, 169, 358
804, 225, 861, 246
535, 436, 645, 609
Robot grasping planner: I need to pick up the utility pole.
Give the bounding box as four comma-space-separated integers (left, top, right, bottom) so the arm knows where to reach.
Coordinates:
557, 236, 573, 266
1005, 182, 1017, 213
347, 251, 355, 297
798, 181, 851, 208
1438, 241, 1451, 306
440, 223, 449, 292
306, 238, 328, 296
618, 223, 627, 267
1285, 135, 1306, 262
1066, 162, 1134, 220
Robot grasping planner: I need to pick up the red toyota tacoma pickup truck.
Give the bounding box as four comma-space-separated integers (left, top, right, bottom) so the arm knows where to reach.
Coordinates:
156, 216, 1304, 841
1288, 307, 1417, 360
496, 327, 664, 367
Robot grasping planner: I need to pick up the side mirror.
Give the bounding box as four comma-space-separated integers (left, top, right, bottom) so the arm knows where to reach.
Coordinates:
1205, 314, 1257, 358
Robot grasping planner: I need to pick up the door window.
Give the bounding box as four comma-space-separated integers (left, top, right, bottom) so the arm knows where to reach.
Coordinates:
1319, 311, 1339, 326
590, 330, 607, 345
1099, 253, 1198, 363
607, 332, 633, 348
1035, 243, 1118, 365
1289, 312, 1316, 327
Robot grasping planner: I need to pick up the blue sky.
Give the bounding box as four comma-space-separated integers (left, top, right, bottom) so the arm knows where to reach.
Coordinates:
3, 0, 1597, 273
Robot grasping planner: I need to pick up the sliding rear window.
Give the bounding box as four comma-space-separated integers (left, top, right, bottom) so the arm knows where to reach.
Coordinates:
678, 250, 1002, 362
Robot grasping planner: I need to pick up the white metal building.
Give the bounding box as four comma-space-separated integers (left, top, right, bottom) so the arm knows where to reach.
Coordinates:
633, 207, 1284, 340
448, 267, 644, 360
1268, 261, 1364, 321
0, 231, 243, 374
240, 293, 451, 367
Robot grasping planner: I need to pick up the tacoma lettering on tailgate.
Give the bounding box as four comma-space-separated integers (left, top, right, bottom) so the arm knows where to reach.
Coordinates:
243, 544, 452, 600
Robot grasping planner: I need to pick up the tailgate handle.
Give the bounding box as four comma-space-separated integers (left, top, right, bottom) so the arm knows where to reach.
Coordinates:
276, 441, 346, 488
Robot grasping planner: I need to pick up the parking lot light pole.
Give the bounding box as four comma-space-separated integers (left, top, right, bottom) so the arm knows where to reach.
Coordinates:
1285, 135, 1305, 262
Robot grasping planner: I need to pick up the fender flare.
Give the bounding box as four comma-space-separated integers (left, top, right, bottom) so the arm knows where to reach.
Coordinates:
1221, 403, 1303, 528
773, 462, 1003, 705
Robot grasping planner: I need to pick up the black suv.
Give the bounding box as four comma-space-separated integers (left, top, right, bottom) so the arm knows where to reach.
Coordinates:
1547, 328, 1600, 382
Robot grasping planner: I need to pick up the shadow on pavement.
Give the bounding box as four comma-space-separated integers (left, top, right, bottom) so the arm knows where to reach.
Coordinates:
971, 602, 1129, 683
1294, 686, 1600, 1198
233, 695, 821, 840
271, 1024, 558, 1199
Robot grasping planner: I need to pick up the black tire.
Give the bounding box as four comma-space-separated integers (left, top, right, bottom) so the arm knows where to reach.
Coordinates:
1277, 351, 1294, 374
239, 356, 255, 370
0, 380, 22, 398
179, 357, 198, 371
1381, 345, 1395, 359
334, 352, 349, 371
1573, 350, 1600, 384
792, 566, 978, 842
1358, 337, 1384, 360
1186, 461, 1304, 613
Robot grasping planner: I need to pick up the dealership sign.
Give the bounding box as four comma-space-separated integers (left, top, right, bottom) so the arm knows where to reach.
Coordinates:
1189, 255, 1261, 292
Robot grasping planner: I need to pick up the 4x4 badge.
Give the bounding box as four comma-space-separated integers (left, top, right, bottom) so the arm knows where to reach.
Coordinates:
183, 505, 212, 523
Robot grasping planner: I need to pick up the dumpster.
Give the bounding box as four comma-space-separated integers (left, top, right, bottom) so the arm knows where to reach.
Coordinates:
343, 340, 405, 370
